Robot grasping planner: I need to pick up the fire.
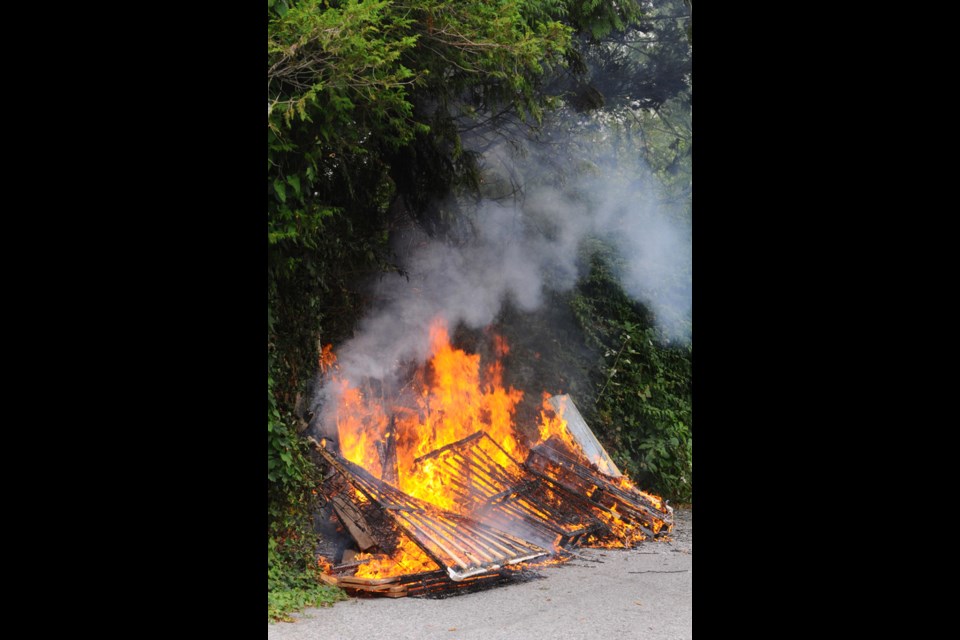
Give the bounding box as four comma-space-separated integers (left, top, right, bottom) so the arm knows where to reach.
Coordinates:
492, 333, 510, 357
322, 316, 672, 581
319, 342, 337, 373
536, 394, 619, 477
615, 476, 664, 512
333, 320, 526, 510
335, 381, 389, 480
353, 536, 439, 579
595, 503, 646, 546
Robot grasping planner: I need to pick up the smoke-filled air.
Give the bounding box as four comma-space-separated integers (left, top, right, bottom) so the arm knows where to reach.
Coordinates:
320, 172, 690, 396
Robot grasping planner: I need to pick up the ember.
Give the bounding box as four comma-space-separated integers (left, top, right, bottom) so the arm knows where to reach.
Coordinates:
313, 319, 673, 597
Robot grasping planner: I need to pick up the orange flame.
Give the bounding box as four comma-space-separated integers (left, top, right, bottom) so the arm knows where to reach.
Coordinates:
535, 393, 619, 476
319, 343, 337, 373
323, 316, 669, 572
333, 320, 526, 510
353, 536, 439, 579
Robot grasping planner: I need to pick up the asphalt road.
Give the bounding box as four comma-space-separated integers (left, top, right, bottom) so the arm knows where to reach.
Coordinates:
268, 508, 691, 640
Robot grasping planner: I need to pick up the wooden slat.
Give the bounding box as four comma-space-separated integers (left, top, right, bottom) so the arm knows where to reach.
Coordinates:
547, 394, 622, 477
319, 573, 339, 587
330, 493, 377, 551
337, 575, 402, 586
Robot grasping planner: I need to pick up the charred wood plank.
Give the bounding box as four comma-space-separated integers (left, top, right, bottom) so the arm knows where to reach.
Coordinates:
377, 415, 399, 486
413, 430, 486, 464
330, 493, 377, 551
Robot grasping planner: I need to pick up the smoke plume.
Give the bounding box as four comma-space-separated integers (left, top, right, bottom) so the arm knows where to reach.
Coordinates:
312, 120, 691, 436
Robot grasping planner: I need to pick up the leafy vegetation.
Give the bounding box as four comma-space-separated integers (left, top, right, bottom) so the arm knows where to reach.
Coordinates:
571, 251, 692, 502
269, 535, 346, 621
268, 374, 335, 621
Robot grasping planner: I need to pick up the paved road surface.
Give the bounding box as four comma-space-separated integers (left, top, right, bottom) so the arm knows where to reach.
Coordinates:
269, 508, 691, 640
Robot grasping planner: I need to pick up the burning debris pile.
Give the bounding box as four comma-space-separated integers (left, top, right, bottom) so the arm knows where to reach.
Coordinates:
312, 320, 673, 597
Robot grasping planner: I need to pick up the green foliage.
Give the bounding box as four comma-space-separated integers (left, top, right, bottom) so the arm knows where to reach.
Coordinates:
564, 0, 645, 40
570, 251, 692, 502
632, 96, 691, 198
268, 536, 346, 622
268, 373, 345, 620
268, 582, 345, 623
267, 375, 313, 493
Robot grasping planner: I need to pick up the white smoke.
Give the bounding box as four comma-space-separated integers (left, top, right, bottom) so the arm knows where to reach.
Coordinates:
313, 115, 691, 432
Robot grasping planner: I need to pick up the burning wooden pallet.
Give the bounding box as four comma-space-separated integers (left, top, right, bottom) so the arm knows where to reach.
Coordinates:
412, 430, 605, 549
525, 439, 673, 540
313, 440, 548, 583
310, 394, 673, 597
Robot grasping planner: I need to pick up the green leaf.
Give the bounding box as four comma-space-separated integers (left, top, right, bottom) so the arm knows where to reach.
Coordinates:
286, 174, 301, 197
274, 179, 287, 203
